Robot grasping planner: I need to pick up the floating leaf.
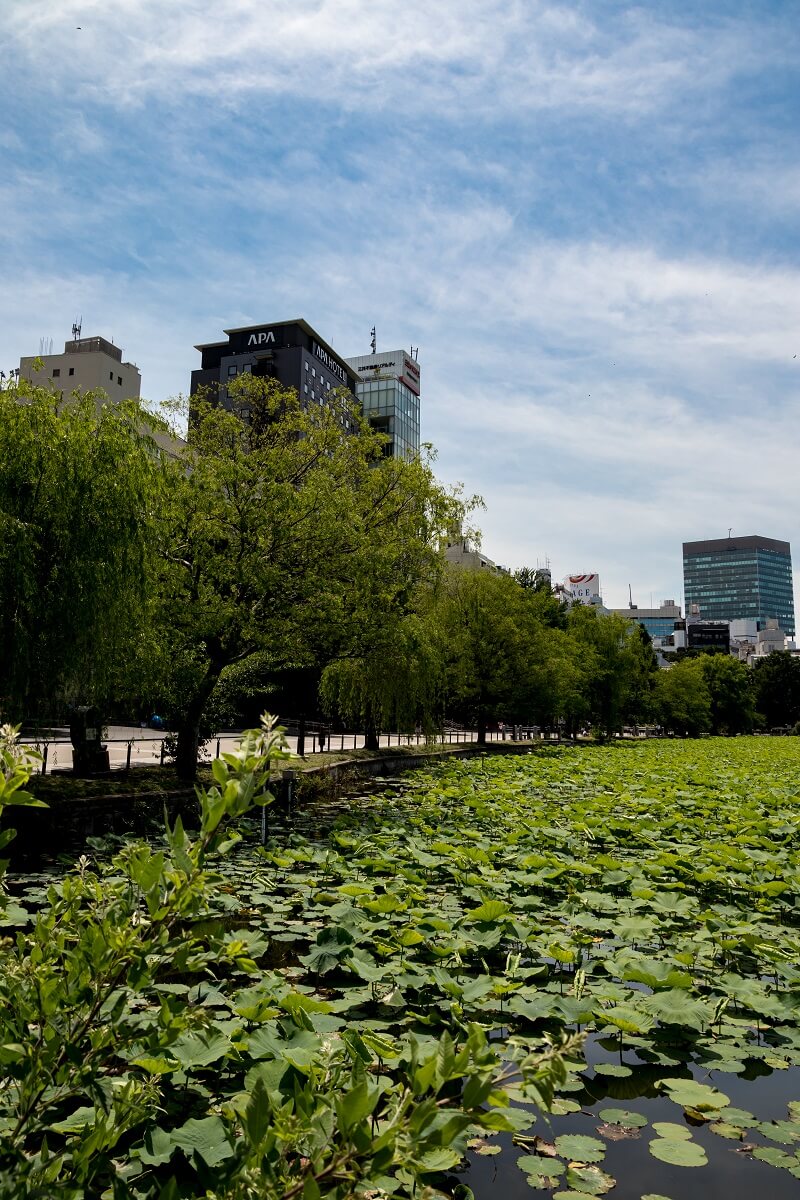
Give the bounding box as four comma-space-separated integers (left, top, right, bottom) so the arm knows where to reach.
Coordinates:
594, 1062, 632, 1077
564, 1164, 616, 1194
658, 1078, 730, 1112
710, 1122, 744, 1140
649, 1138, 707, 1167
554, 1134, 606, 1163
598, 1108, 647, 1128
651, 1122, 691, 1141
517, 1153, 565, 1179
752, 1146, 795, 1168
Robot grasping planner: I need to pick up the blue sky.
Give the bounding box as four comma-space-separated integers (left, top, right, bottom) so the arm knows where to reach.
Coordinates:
3, 1, 800, 610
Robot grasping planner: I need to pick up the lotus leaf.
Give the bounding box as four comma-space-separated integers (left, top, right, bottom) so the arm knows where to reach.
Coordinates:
554, 1134, 606, 1163
649, 1138, 707, 1166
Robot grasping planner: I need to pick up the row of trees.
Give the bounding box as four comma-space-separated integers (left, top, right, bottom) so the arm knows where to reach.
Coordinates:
323, 566, 800, 743
2, 372, 796, 776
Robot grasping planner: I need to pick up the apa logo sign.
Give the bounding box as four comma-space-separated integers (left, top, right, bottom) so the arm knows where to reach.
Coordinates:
247, 330, 275, 346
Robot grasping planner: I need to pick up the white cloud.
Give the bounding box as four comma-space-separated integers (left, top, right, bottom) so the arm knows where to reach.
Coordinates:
4, 0, 779, 118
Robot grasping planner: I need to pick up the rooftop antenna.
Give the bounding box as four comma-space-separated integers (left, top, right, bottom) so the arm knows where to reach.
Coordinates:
728, 527, 733, 539
72, 316, 82, 342
39, 336, 53, 356
629, 583, 633, 608
370, 326, 376, 354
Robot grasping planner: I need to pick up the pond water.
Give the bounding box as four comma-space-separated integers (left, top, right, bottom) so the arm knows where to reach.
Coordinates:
7, 739, 800, 1197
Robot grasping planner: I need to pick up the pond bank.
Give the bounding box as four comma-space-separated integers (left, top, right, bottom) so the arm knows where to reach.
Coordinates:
9, 738, 560, 864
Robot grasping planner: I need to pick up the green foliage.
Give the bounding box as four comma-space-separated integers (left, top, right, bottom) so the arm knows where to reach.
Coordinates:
653, 658, 711, 736
752, 651, 800, 729
700, 653, 755, 734
0, 381, 167, 719
566, 607, 658, 738
0, 718, 578, 1198
154, 377, 462, 776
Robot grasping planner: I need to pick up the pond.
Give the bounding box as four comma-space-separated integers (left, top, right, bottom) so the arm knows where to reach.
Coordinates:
217, 738, 800, 1196
6, 736, 800, 1197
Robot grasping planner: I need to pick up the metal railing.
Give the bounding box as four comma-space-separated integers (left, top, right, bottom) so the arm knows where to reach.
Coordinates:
18, 726, 552, 776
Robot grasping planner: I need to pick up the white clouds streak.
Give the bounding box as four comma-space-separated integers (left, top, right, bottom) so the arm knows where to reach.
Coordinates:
5, 0, 776, 119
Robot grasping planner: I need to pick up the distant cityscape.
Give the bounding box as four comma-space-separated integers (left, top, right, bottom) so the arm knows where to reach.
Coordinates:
14, 316, 796, 664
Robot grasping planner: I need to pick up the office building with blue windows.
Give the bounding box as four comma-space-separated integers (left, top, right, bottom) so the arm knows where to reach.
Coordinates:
346, 348, 421, 459
683, 535, 795, 637
609, 600, 682, 640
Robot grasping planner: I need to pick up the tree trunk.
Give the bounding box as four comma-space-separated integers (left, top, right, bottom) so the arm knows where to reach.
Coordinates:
477, 708, 487, 746
175, 661, 225, 782
364, 707, 379, 752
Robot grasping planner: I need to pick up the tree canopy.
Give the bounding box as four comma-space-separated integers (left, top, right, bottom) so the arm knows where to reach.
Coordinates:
153, 376, 463, 775
0, 379, 165, 722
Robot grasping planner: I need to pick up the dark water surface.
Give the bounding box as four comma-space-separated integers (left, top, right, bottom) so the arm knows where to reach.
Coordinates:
465, 1036, 800, 1199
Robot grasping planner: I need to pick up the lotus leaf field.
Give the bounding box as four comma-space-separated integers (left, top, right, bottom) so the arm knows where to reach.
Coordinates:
6, 735, 800, 1198
241, 738, 800, 1197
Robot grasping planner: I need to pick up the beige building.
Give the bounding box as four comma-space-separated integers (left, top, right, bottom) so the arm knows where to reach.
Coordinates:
444, 533, 509, 574
19, 335, 141, 402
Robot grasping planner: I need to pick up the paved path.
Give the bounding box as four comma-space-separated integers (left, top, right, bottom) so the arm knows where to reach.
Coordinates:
20, 725, 511, 774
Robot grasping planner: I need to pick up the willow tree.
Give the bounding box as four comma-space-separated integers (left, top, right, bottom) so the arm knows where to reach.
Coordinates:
0, 379, 166, 722
157, 375, 461, 778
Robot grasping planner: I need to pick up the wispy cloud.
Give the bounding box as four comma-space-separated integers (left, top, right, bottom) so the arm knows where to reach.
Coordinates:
6, 0, 787, 117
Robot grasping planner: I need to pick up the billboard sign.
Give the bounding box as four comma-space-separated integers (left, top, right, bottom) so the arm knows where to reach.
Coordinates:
564, 573, 601, 604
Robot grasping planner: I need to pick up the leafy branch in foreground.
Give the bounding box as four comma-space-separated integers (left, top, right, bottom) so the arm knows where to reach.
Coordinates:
0, 716, 571, 1199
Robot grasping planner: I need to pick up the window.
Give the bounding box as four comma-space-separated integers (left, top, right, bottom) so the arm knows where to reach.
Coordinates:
52, 368, 60, 377
304, 362, 309, 371
117, 376, 122, 385
242, 363, 252, 373
228, 365, 238, 377
311, 367, 316, 377
110, 371, 114, 380
304, 384, 308, 394
68, 367, 74, 376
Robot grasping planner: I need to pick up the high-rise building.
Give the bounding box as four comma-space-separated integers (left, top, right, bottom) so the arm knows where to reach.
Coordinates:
682, 535, 795, 636
345, 348, 420, 459
19, 335, 141, 402
191, 319, 360, 416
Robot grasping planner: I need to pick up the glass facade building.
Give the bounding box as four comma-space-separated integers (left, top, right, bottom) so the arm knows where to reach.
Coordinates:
608, 601, 682, 640
355, 377, 420, 459
683, 535, 795, 636
346, 350, 421, 459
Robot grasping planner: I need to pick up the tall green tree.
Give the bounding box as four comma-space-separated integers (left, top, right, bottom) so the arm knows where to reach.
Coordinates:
752, 651, 800, 729
653, 658, 712, 736
566, 607, 657, 738
432, 569, 540, 743
700, 654, 755, 734
0, 379, 165, 722
156, 376, 459, 777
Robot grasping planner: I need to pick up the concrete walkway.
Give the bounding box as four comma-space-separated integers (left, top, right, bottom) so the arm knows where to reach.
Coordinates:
20, 725, 520, 775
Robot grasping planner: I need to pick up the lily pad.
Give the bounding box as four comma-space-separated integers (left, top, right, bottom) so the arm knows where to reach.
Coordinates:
594, 1062, 633, 1077
598, 1108, 647, 1128
649, 1138, 707, 1167
564, 1164, 616, 1194
517, 1153, 565, 1180
651, 1122, 691, 1141
658, 1077, 730, 1112
710, 1121, 744, 1140
554, 1134, 606, 1163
